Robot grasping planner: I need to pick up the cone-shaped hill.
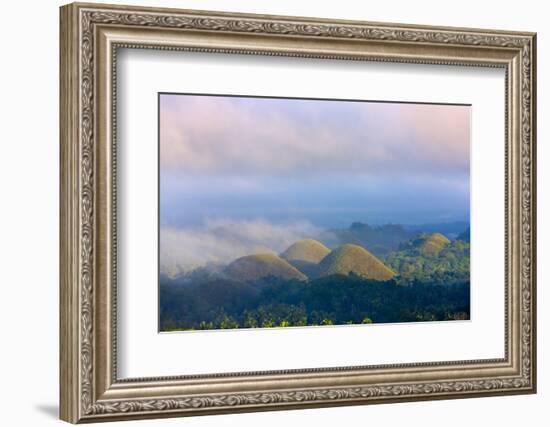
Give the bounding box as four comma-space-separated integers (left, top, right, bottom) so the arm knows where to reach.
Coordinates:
280, 239, 331, 263
318, 244, 396, 281
225, 253, 307, 282
280, 239, 331, 279
414, 233, 451, 255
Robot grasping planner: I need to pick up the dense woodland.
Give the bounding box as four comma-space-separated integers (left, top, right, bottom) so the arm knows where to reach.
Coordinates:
160, 274, 469, 330
160, 223, 470, 331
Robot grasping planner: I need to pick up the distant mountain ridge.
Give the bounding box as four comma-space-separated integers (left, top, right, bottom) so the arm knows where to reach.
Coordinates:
404, 221, 470, 238
317, 221, 469, 257
318, 223, 414, 256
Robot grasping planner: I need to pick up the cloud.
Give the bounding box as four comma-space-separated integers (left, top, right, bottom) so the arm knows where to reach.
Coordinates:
160, 95, 470, 177
160, 219, 322, 276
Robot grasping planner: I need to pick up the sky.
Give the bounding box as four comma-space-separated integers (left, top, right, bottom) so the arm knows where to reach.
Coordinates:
159, 93, 470, 273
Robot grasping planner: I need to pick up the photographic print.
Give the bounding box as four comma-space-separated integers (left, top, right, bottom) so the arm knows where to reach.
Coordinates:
159, 93, 471, 332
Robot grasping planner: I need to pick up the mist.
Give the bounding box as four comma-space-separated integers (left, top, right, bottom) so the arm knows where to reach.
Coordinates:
160, 219, 323, 277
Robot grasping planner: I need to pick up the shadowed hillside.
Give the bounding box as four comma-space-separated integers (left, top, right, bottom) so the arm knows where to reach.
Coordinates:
280, 239, 331, 278
319, 244, 396, 280
281, 239, 330, 263
225, 253, 307, 282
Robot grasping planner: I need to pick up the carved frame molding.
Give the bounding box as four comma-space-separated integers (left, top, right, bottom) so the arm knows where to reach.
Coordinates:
60, 2, 536, 423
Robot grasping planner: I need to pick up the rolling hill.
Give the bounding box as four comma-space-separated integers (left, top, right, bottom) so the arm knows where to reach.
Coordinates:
280, 239, 331, 278
413, 233, 451, 255
384, 232, 469, 281
318, 244, 396, 280
280, 239, 331, 263
225, 253, 307, 282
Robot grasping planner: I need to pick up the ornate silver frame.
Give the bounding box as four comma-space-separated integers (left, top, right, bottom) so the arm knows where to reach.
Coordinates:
60, 2, 537, 423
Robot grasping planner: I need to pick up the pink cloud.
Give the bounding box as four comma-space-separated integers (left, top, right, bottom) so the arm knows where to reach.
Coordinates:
159, 95, 470, 177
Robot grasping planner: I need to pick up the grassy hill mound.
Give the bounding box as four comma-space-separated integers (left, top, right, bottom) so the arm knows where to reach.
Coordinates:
318, 244, 396, 281
280, 239, 332, 279
225, 253, 307, 282
414, 233, 451, 255
280, 239, 331, 263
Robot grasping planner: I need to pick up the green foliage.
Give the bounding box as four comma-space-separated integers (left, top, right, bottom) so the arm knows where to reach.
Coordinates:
384, 239, 469, 283
160, 273, 470, 331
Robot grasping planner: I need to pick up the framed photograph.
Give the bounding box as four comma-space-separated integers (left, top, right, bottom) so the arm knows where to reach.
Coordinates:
60, 2, 537, 423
